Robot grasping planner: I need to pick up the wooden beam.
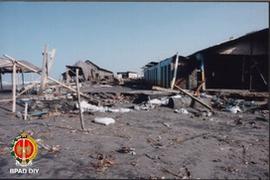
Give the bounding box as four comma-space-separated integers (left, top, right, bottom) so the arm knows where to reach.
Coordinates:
48, 49, 56, 73
0, 72, 2, 90
170, 53, 179, 89
76, 68, 85, 130
39, 44, 48, 94
21, 70, 25, 88
24, 102, 28, 120
12, 62, 16, 113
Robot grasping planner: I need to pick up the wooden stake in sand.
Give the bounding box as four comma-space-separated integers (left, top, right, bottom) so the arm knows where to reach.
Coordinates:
24, 102, 28, 120
76, 68, 85, 130
12, 61, 17, 113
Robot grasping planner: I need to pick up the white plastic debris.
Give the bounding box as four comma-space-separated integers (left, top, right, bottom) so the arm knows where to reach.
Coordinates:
94, 117, 115, 126
174, 108, 189, 114
79, 100, 131, 113
170, 94, 182, 99
200, 93, 213, 99
148, 99, 163, 105
226, 106, 242, 114
79, 101, 106, 112
108, 108, 131, 113
148, 98, 168, 105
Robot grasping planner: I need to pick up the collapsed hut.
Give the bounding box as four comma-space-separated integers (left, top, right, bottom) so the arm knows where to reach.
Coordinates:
62, 60, 114, 84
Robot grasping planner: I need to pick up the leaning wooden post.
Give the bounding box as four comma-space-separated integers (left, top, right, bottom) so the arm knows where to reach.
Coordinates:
170, 53, 179, 89
12, 61, 17, 113
21, 71, 25, 88
76, 68, 85, 130
39, 44, 48, 94
0, 71, 2, 90
24, 102, 28, 120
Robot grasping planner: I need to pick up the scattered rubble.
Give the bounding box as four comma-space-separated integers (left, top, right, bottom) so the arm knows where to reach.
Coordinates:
117, 147, 136, 155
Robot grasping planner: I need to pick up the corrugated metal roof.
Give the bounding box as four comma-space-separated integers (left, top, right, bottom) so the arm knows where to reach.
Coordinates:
188, 28, 268, 56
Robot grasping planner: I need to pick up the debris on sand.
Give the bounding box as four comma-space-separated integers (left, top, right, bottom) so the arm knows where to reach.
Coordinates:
226, 105, 242, 114
174, 108, 189, 114
79, 100, 132, 113
116, 146, 136, 155
36, 139, 60, 153
92, 154, 115, 172
94, 117, 115, 126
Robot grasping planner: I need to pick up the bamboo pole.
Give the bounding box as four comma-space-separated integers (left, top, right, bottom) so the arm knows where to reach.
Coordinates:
12, 62, 16, 113
76, 68, 85, 130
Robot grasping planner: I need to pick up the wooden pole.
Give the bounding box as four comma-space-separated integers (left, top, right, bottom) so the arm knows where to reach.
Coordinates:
21, 71, 25, 88
12, 62, 17, 113
0, 71, 2, 90
24, 102, 28, 120
39, 44, 48, 94
170, 53, 179, 89
76, 68, 85, 130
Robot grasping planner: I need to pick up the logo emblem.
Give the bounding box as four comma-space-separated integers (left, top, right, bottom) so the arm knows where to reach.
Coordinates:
10, 132, 38, 167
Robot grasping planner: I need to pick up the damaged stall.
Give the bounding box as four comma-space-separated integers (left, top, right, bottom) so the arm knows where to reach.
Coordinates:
189, 28, 269, 92
143, 54, 197, 90
0, 57, 41, 91
0, 57, 42, 112
62, 60, 114, 84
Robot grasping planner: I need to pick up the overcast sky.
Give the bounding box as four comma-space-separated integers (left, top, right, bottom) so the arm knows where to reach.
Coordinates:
0, 2, 268, 81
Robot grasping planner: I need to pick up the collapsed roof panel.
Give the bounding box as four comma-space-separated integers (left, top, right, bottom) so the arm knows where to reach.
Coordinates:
0, 57, 41, 73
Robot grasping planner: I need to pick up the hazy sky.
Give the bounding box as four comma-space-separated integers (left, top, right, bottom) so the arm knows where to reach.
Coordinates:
0, 2, 268, 80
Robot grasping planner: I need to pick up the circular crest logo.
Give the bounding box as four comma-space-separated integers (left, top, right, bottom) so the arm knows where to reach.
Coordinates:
10, 132, 38, 167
